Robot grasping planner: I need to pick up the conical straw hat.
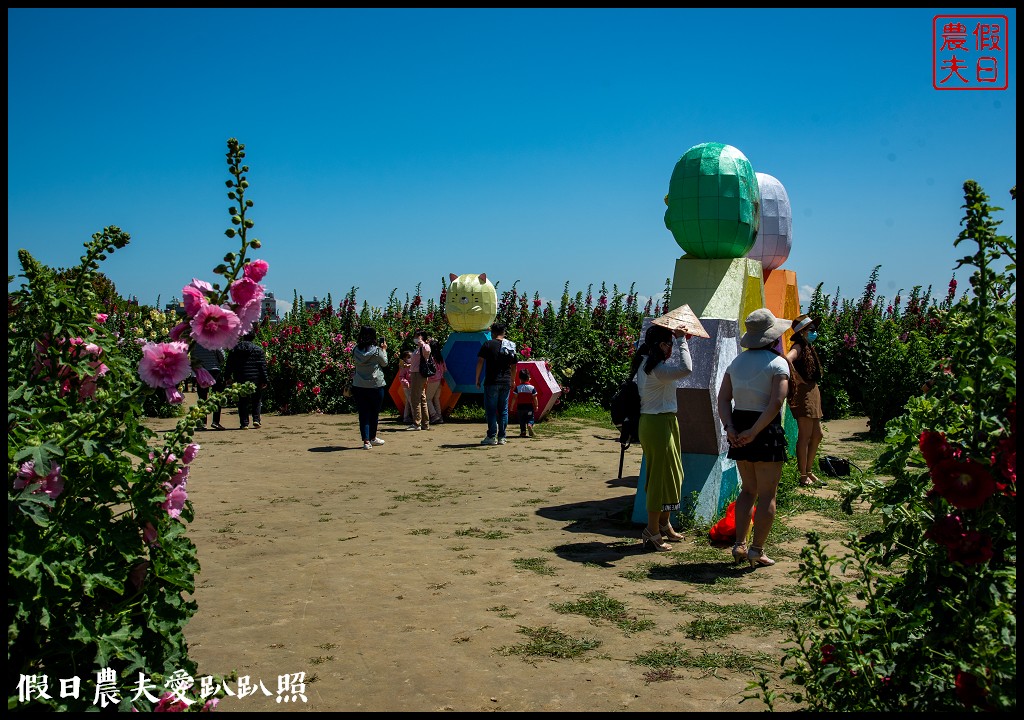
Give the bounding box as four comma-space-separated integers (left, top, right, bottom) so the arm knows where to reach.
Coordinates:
650, 304, 710, 338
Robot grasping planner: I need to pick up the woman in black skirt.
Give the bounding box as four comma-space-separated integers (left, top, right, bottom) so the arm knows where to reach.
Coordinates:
717, 308, 791, 568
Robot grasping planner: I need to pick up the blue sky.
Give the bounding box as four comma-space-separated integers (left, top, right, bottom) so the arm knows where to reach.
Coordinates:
8, 8, 1017, 313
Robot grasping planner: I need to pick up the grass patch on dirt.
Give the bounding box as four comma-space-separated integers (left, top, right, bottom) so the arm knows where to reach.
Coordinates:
391, 484, 465, 504
551, 590, 655, 634
455, 527, 513, 540
496, 625, 602, 659
512, 557, 556, 575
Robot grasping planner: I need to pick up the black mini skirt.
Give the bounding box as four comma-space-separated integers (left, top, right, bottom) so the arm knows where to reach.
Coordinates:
727, 409, 788, 463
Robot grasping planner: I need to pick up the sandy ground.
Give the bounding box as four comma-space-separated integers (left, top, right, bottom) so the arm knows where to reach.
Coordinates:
146, 403, 872, 712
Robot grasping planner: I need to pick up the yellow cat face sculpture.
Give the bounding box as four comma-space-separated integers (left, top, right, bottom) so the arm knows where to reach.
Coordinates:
445, 273, 497, 332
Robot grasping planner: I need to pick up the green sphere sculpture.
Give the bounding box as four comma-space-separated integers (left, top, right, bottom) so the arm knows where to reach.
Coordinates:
664, 142, 761, 259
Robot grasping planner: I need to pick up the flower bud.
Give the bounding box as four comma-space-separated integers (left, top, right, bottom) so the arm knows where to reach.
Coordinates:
228, 207, 237, 215
240, 180, 249, 189
250, 239, 262, 249
225, 228, 236, 238
225, 180, 234, 188
213, 264, 228, 274
223, 252, 236, 262
242, 165, 249, 172
227, 191, 236, 200
245, 199, 253, 207
243, 219, 254, 228
231, 215, 242, 225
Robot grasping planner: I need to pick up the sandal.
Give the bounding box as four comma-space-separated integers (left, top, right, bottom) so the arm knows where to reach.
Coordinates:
641, 528, 673, 552
731, 543, 748, 564
799, 475, 814, 487
659, 523, 684, 541
210, 423, 225, 431
747, 546, 776, 568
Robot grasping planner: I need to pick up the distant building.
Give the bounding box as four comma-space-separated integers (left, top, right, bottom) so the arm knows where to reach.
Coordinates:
304, 296, 323, 311
164, 298, 186, 318
261, 292, 292, 323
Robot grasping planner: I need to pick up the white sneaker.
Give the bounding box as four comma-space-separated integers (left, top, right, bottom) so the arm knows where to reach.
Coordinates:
407, 425, 420, 431
362, 441, 372, 450
480, 437, 497, 446
497, 437, 507, 445
370, 438, 385, 446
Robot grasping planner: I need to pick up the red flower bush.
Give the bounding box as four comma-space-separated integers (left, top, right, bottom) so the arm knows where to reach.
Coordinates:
929, 458, 996, 510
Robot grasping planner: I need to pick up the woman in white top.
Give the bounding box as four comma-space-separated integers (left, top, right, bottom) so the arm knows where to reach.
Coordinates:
630, 323, 693, 552
717, 308, 791, 568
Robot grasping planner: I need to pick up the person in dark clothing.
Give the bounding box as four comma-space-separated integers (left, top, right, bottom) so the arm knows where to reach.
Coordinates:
224, 331, 269, 429
191, 344, 226, 430
474, 322, 517, 445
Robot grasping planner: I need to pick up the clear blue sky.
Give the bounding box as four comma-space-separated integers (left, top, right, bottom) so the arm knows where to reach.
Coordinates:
8, 8, 1017, 313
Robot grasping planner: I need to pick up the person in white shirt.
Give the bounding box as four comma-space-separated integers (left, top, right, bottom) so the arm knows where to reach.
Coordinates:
717, 308, 792, 568
631, 324, 693, 551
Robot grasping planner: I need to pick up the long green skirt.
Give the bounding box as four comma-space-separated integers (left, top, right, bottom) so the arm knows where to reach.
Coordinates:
639, 412, 684, 512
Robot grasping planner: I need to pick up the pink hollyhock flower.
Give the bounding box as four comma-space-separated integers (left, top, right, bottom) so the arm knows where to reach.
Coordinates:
96, 312, 108, 323
182, 285, 208, 317
154, 692, 189, 712
165, 388, 184, 404
162, 485, 188, 519
243, 258, 269, 282
229, 277, 264, 307
931, 458, 996, 510
191, 304, 241, 351
312, 386, 321, 395
188, 278, 215, 295
143, 522, 158, 545
201, 698, 219, 712
14, 461, 64, 499
521, 346, 532, 358
169, 321, 190, 341
139, 342, 191, 389
235, 298, 263, 335
166, 465, 189, 489
182, 443, 200, 465
194, 366, 216, 388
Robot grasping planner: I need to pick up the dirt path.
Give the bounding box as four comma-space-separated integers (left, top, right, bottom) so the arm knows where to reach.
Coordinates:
149, 408, 872, 712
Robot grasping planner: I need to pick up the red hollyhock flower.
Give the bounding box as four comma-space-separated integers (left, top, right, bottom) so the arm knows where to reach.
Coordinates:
919, 430, 951, 468
955, 671, 991, 709
931, 458, 996, 509
948, 530, 994, 565
820, 643, 837, 665
924, 513, 963, 548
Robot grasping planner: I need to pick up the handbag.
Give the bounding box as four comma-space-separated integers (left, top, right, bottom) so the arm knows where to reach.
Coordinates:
819, 455, 852, 477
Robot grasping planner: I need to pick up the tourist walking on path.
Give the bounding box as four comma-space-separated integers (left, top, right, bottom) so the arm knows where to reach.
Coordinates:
224, 330, 269, 430
717, 308, 791, 568
191, 343, 226, 430
786, 314, 825, 487
351, 325, 389, 450
474, 322, 517, 445
632, 323, 693, 551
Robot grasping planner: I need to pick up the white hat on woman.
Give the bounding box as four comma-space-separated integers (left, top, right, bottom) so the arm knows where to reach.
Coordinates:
739, 308, 791, 349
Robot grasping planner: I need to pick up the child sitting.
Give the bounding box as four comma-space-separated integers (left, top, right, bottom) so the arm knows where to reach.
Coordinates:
510, 368, 539, 437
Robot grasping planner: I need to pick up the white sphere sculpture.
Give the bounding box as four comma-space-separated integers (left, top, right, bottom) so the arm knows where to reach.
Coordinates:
747, 172, 792, 271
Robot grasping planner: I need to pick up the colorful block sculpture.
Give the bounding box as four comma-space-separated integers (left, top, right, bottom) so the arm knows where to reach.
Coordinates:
388, 375, 460, 418
664, 142, 760, 259
763, 269, 800, 351
507, 360, 562, 421
674, 319, 741, 455
669, 256, 765, 329
632, 453, 739, 525
445, 273, 497, 332
441, 331, 490, 393
747, 172, 792, 272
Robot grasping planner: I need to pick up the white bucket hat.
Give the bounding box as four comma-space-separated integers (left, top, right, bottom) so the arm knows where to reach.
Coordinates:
739, 308, 791, 349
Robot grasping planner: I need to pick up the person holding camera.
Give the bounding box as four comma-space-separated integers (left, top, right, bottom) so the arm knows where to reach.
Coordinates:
351, 325, 389, 450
